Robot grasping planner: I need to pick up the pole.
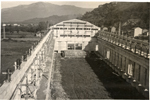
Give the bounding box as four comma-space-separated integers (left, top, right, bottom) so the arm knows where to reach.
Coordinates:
3, 24, 6, 39
118, 21, 121, 35
25, 76, 28, 100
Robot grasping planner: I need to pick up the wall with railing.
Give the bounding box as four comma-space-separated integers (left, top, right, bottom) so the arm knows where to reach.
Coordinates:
0, 30, 55, 99
98, 31, 149, 58
94, 31, 149, 98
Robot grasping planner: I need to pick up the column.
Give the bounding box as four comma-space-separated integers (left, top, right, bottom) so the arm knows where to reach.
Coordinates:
140, 66, 145, 86
66, 41, 68, 50
125, 58, 129, 75
58, 41, 61, 53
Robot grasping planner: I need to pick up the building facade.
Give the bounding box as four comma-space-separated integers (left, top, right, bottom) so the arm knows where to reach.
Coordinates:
49, 19, 100, 53
133, 27, 142, 37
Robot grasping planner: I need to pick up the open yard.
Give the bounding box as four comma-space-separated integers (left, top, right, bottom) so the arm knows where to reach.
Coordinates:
51, 53, 145, 99
0, 38, 40, 85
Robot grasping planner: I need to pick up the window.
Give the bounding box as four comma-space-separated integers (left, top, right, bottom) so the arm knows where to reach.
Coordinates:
84, 35, 90, 37
91, 28, 98, 30
106, 50, 110, 59
60, 28, 67, 30
60, 35, 67, 37
53, 27, 59, 30
96, 45, 98, 51
128, 63, 133, 76
76, 35, 82, 37
68, 35, 74, 37
76, 28, 83, 30
75, 43, 82, 50
84, 28, 90, 30
68, 28, 75, 30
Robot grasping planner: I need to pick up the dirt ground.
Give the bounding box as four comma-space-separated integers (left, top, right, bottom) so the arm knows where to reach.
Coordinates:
51, 53, 145, 99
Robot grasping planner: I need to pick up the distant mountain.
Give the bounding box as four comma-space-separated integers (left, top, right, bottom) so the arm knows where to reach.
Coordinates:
2, 2, 92, 22
80, 2, 149, 30
21, 14, 82, 24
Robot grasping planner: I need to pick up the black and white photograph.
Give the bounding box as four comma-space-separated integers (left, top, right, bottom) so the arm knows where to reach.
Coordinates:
0, 0, 149, 99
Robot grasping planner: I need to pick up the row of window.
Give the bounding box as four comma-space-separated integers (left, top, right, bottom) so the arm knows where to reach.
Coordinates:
98, 45, 148, 87
55, 31, 94, 34
59, 35, 91, 37
108, 50, 147, 86
52, 27, 98, 30
63, 22, 86, 24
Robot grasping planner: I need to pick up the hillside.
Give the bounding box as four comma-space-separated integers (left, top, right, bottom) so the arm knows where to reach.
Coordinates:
2, 2, 92, 22
80, 2, 149, 30
21, 14, 82, 24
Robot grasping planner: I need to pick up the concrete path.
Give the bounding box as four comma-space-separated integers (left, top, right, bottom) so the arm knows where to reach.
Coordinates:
36, 45, 54, 100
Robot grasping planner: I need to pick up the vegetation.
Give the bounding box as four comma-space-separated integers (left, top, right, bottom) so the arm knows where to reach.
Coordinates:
22, 14, 82, 25
0, 30, 42, 85
52, 53, 145, 99
134, 35, 149, 41
80, 2, 149, 30
1, 21, 48, 33
0, 39, 37, 85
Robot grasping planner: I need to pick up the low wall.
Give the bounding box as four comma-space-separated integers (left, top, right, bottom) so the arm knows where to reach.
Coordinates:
0, 30, 54, 99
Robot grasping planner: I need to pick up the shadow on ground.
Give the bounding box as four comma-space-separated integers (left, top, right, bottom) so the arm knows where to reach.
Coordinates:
85, 53, 146, 99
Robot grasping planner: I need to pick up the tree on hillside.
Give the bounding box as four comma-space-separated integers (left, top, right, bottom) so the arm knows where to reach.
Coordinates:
80, 2, 149, 30
37, 22, 47, 32
14, 26, 20, 33
27, 24, 37, 33
9, 25, 14, 33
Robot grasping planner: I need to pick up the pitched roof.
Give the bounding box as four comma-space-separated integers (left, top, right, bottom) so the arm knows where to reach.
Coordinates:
132, 27, 142, 29
50, 19, 100, 29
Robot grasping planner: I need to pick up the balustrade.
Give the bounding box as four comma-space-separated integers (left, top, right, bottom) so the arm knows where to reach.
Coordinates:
98, 31, 149, 58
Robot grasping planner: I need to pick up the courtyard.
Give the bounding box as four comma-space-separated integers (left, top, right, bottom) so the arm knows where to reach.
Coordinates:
51, 52, 145, 99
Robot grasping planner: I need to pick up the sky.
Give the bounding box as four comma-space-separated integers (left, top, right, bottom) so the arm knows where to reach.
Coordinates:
1, 0, 111, 9
1, 0, 149, 9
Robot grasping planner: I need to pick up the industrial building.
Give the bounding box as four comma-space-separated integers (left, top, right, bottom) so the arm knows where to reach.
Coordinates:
50, 19, 100, 53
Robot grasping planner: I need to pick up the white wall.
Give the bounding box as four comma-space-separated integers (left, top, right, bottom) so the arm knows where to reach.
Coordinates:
134, 27, 142, 37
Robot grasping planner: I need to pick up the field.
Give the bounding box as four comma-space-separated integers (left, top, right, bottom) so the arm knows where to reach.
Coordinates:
0, 36, 41, 85
1, 31, 36, 38
51, 53, 145, 99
